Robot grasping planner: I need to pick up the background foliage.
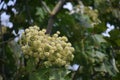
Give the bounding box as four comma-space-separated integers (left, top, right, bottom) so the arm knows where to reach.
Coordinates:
0, 0, 120, 80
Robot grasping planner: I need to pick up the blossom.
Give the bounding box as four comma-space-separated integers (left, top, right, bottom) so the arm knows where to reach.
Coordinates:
0, 12, 13, 28
20, 25, 75, 67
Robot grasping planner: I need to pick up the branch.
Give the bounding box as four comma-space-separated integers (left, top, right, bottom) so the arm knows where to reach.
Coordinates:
40, 0, 51, 14
0, 38, 13, 45
46, 0, 66, 34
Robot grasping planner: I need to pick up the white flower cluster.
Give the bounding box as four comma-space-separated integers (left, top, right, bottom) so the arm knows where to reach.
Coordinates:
0, 12, 13, 28
20, 26, 74, 67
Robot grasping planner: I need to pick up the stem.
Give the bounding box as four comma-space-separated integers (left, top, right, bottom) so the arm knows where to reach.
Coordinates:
46, 0, 65, 34
40, 0, 51, 14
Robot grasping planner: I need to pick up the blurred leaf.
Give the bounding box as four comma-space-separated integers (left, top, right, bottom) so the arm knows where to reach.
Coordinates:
30, 68, 49, 80
29, 72, 43, 80
104, 62, 115, 76
109, 29, 120, 40
26, 58, 36, 73
95, 51, 106, 62
0, 75, 3, 80
115, 39, 120, 46
112, 9, 120, 19
8, 40, 22, 58
73, 14, 92, 28
94, 63, 107, 72
93, 23, 107, 34
49, 68, 70, 80
112, 58, 119, 73
92, 34, 106, 44
36, 7, 47, 22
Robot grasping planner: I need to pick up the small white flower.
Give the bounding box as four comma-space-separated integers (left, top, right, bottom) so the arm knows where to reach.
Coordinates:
18, 29, 24, 37
12, 29, 24, 42
3, 3, 7, 9
7, 22, 13, 28
12, 8, 18, 14
63, 2, 73, 11
0, 12, 13, 28
0, 1, 4, 10
68, 64, 79, 71
7, 0, 15, 6
102, 23, 115, 37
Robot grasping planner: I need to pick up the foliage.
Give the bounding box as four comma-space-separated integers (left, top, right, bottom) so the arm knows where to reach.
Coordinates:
0, 0, 120, 80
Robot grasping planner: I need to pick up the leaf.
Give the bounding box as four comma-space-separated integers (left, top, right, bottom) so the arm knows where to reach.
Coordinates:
49, 68, 70, 80
104, 62, 115, 76
92, 34, 106, 44
74, 14, 92, 28
109, 29, 120, 40
26, 58, 35, 73
112, 58, 119, 73
29, 72, 44, 80
8, 40, 23, 68
8, 40, 22, 58
36, 7, 47, 22
29, 68, 49, 80
115, 39, 120, 46
94, 63, 107, 72
93, 23, 107, 34
95, 51, 106, 62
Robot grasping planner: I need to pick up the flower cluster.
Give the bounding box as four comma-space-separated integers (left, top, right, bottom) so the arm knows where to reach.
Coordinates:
20, 26, 74, 67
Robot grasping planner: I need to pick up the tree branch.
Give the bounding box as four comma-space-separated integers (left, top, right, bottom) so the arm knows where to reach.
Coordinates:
46, 0, 66, 34
40, 0, 51, 14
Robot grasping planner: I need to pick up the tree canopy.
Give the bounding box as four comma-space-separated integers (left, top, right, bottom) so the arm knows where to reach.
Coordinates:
0, 0, 120, 80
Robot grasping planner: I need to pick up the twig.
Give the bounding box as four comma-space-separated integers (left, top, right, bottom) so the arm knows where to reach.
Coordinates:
46, 0, 66, 34
0, 38, 13, 45
40, 0, 51, 14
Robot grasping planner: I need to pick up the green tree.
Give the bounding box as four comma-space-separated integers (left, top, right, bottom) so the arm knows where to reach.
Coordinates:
0, 0, 120, 80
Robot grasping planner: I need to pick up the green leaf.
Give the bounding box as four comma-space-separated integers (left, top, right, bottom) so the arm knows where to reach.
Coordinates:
36, 7, 47, 22
8, 41, 22, 67
109, 29, 120, 40
74, 14, 92, 28
49, 68, 70, 80
104, 62, 115, 76
115, 39, 120, 46
29, 72, 44, 80
94, 23, 107, 34
112, 58, 119, 73
26, 58, 35, 73
95, 51, 106, 62
94, 63, 107, 72
92, 34, 106, 44
29, 68, 50, 80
